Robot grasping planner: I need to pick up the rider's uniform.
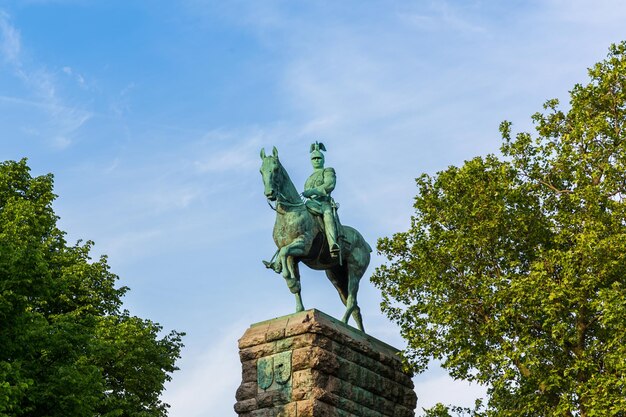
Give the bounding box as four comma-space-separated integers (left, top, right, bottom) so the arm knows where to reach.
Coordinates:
304, 167, 340, 255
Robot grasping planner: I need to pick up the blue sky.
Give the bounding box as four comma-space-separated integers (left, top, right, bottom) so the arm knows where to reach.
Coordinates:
2, 1, 626, 415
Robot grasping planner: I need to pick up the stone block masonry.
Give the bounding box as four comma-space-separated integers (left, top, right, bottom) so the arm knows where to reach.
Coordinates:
234, 309, 417, 417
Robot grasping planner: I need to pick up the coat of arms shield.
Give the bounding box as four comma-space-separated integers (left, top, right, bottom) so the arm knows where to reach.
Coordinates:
257, 355, 274, 390
256, 351, 292, 391
273, 351, 292, 385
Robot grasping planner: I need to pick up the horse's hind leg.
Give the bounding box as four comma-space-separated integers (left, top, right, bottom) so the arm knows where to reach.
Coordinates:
341, 235, 370, 332
351, 305, 364, 332
341, 272, 364, 332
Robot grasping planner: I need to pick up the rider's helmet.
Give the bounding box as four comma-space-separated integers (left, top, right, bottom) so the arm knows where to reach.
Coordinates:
310, 141, 326, 161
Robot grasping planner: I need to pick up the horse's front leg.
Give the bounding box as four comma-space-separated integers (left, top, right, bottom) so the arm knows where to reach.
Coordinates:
278, 236, 311, 312
278, 236, 309, 279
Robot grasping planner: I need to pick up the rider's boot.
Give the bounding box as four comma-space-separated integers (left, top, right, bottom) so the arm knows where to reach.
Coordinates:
323, 211, 340, 257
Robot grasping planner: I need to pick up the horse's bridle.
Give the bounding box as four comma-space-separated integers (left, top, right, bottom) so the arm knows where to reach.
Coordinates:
267, 192, 305, 213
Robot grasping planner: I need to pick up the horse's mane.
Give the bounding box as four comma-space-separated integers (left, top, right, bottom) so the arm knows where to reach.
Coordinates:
276, 159, 301, 203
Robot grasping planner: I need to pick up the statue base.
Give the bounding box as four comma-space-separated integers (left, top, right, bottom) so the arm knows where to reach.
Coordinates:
234, 309, 416, 417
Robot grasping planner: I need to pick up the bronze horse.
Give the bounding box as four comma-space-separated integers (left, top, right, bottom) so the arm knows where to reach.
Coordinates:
260, 147, 371, 332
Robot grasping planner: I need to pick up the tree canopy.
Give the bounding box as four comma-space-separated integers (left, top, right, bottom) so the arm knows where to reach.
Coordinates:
0, 159, 184, 416
372, 42, 626, 417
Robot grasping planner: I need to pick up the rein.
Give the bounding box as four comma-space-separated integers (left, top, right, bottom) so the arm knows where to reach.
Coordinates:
267, 192, 305, 213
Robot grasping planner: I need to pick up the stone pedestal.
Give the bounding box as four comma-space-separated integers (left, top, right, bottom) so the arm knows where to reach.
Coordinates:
234, 309, 417, 417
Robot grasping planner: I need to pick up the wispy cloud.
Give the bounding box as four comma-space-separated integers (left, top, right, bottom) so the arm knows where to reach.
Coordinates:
414, 367, 486, 411
55, 126, 283, 268
162, 323, 246, 417
547, 0, 626, 25
192, 131, 265, 174
62, 65, 87, 88
0, 11, 20, 64
399, 2, 486, 34
109, 82, 136, 117
0, 10, 92, 148
97, 229, 164, 264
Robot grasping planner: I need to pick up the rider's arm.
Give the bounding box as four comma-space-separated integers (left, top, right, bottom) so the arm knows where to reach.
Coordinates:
318, 167, 336, 196
304, 168, 336, 198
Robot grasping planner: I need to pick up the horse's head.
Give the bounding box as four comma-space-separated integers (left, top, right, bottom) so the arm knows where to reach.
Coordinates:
260, 146, 282, 201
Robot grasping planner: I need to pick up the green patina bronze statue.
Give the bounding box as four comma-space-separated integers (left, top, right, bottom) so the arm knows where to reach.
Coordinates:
260, 144, 372, 332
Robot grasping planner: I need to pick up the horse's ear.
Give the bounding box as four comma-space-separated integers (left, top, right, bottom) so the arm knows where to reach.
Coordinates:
272, 146, 278, 158
260, 148, 266, 159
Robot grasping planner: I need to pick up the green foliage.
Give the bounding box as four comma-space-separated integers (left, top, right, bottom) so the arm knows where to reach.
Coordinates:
372, 42, 626, 417
0, 159, 184, 417
421, 402, 484, 417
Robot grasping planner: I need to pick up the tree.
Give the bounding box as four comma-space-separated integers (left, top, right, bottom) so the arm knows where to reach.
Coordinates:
372, 42, 626, 417
0, 159, 184, 417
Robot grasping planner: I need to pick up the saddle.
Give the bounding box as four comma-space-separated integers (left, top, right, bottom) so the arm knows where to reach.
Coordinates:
305, 199, 346, 237
304, 198, 325, 216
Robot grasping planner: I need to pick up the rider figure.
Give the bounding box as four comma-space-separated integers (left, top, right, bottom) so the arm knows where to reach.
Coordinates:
302, 142, 341, 258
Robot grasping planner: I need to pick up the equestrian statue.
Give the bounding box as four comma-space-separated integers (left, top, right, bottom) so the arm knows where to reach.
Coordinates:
260, 143, 372, 332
